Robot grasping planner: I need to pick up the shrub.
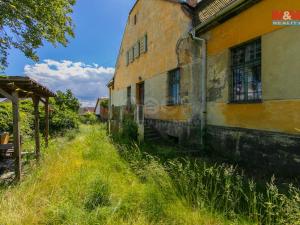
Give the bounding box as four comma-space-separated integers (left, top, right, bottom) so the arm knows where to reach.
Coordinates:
0, 90, 80, 137
80, 112, 97, 125
0, 100, 34, 139
49, 109, 79, 133
0, 102, 12, 133
121, 118, 138, 141
100, 99, 108, 109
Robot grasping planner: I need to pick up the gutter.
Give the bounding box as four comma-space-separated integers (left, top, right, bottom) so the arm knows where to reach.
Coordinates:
190, 30, 207, 147
190, 0, 257, 147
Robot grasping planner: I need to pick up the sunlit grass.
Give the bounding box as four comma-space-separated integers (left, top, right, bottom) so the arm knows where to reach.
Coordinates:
1, 124, 299, 224
0, 125, 236, 225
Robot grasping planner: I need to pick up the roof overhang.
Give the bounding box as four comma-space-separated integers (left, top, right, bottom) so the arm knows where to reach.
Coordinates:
106, 79, 114, 88
192, 0, 261, 35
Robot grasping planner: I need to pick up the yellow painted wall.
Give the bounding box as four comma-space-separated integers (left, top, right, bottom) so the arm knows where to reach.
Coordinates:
145, 104, 192, 121
205, 0, 300, 135
205, 0, 300, 55
112, 0, 198, 122
208, 100, 300, 134
114, 0, 192, 91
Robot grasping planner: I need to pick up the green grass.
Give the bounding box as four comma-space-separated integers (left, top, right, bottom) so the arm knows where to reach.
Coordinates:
0, 124, 299, 225
0, 124, 236, 225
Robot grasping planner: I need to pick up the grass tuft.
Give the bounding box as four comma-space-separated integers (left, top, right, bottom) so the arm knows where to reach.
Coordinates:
84, 180, 111, 211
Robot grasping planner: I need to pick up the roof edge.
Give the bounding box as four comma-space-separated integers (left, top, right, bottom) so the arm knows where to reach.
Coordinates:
193, 0, 261, 34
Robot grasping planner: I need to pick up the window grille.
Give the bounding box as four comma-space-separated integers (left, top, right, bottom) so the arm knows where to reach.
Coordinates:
231, 38, 262, 102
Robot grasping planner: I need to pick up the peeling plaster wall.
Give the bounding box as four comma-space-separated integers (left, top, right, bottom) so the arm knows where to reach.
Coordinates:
111, 0, 202, 126
205, 26, 300, 135
111, 88, 127, 107
203, 0, 300, 56
262, 26, 300, 100
113, 0, 194, 91
200, 0, 300, 176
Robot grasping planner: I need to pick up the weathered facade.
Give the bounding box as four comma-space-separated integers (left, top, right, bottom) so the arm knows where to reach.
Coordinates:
193, 0, 300, 176
109, 0, 203, 143
109, 0, 300, 176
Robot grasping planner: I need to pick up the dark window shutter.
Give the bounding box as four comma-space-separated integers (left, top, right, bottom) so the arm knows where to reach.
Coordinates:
144, 34, 148, 52
134, 41, 140, 59
126, 51, 129, 66
129, 47, 134, 63
139, 34, 147, 54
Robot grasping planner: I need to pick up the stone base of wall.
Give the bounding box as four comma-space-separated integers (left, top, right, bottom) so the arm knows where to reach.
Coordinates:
206, 125, 300, 178
145, 118, 201, 147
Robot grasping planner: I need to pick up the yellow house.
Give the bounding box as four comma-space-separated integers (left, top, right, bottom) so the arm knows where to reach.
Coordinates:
108, 0, 203, 144
109, 0, 300, 175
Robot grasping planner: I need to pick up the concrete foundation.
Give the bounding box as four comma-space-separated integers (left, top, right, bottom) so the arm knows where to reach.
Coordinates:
206, 125, 300, 178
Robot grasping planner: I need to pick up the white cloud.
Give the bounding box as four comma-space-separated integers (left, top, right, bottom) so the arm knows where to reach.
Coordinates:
24, 59, 114, 107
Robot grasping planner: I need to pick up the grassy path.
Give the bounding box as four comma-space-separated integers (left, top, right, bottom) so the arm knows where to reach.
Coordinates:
0, 125, 247, 225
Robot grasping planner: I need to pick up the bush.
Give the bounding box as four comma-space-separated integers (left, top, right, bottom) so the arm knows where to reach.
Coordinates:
121, 118, 138, 141
0, 90, 80, 138
100, 99, 108, 109
0, 100, 34, 139
48, 89, 80, 134
80, 112, 97, 125
0, 102, 12, 133
50, 109, 79, 133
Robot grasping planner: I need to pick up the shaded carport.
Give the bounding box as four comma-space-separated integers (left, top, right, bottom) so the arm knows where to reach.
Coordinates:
0, 76, 56, 181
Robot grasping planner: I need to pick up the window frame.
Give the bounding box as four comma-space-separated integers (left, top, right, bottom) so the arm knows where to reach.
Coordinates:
229, 38, 262, 104
134, 14, 137, 25
127, 86, 131, 110
167, 68, 181, 106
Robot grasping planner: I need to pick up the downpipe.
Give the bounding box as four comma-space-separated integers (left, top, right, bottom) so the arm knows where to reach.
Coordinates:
190, 30, 207, 147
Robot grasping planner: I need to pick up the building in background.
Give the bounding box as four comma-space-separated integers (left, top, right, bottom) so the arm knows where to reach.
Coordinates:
108, 0, 202, 144
95, 97, 109, 121
78, 107, 95, 115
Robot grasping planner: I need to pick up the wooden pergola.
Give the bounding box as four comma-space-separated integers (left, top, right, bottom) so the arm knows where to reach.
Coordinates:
0, 76, 56, 181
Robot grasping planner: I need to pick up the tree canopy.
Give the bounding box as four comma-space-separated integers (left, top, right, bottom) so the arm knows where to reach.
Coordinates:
0, 0, 76, 70
54, 89, 80, 112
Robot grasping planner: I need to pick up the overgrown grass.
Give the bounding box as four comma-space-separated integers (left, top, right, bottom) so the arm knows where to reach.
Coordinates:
1, 124, 299, 224
116, 141, 300, 225
0, 125, 234, 225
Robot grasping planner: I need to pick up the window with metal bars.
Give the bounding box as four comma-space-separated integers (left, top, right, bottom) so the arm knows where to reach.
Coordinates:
231, 38, 262, 103
168, 69, 181, 105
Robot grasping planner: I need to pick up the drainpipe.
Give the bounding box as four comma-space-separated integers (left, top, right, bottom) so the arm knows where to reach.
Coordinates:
190, 30, 207, 147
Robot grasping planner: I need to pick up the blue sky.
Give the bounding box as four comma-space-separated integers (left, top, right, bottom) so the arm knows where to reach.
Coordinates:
4, 0, 136, 106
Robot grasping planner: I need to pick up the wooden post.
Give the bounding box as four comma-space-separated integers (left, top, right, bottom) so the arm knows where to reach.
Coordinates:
45, 98, 49, 147
12, 92, 21, 181
33, 96, 40, 161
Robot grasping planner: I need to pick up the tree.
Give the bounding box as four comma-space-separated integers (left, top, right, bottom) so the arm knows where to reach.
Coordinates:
0, 0, 76, 70
100, 99, 108, 108
54, 89, 80, 112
